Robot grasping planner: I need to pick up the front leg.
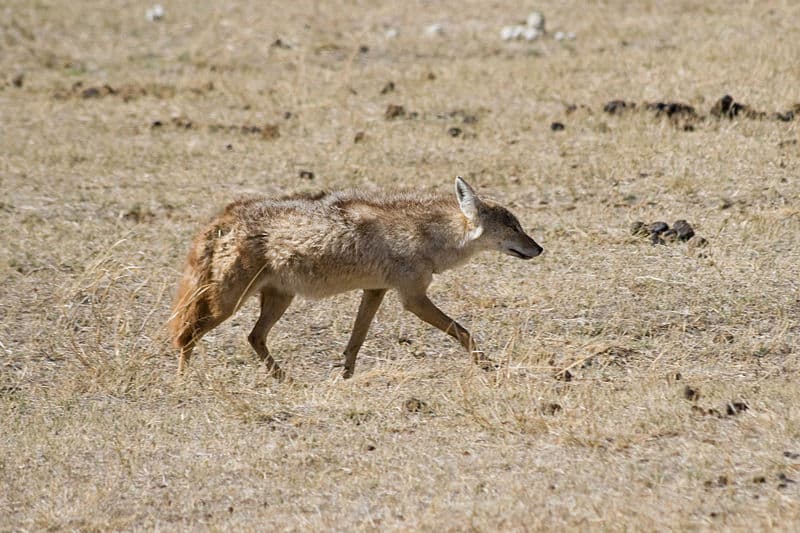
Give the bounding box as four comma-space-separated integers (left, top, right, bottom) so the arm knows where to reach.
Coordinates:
399, 290, 492, 368
343, 289, 387, 378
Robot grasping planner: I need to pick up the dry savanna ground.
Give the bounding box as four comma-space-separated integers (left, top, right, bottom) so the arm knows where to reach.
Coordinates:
2, 0, 800, 530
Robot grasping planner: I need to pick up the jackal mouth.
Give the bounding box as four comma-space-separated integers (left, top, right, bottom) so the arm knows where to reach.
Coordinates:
507, 248, 535, 260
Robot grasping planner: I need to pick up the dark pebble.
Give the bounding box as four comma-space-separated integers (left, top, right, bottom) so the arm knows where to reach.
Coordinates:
648, 221, 669, 234
672, 219, 695, 241
385, 104, 406, 120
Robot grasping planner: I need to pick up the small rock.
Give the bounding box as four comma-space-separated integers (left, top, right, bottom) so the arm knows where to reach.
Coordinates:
500, 26, 515, 41
424, 23, 445, 37
683, 385, 699, 401
448, 127, 462, 137
688, 235, 709, 248
710, 94, 748, 119
672, 219, 695, 241
526, 11, 545, 31
645, 101, 697, 120
650, 233, 666, 246
604, 100, 636, 115
648, 221, 669, 235
145, 4, 165, 22
522, 27, 540, 41
380, 81, 395, 95
501, 26, 525, 41
404, 397, 429, 413
81, 87, 102, 98
353, 131, 365, 143
783, 451, 800, 459
540, 402, 562, 415
261, 124, 280, 140
385, 104, 406, 120
299, 170, 314, 180
726, 401, 749, 416
661, 228, 678, 243
753, 475, 767, 484
555, 369, 572, 382
550, 121, 565, 131
714, 331, 735, 344
12, 73, 24, 88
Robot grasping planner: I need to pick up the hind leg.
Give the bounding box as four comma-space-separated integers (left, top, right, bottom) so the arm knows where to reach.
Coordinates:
248, 287, 294, 381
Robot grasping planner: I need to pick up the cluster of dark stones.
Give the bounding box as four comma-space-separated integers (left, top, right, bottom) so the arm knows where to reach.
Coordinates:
631, 219, 707, 247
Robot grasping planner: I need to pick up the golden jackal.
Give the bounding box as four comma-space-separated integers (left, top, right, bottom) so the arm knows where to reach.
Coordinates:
169, 177, 542, 379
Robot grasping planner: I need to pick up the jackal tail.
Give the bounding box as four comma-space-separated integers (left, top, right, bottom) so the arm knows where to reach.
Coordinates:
168, 224, 218, 350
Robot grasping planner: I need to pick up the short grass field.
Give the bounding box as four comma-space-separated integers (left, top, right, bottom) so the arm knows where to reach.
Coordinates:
2, 0, 799, 530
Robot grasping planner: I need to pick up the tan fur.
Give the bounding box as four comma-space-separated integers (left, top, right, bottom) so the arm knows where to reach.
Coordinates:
169, 177, 542, 379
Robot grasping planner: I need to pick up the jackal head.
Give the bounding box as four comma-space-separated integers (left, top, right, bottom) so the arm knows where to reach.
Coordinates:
455, 176, 543, 260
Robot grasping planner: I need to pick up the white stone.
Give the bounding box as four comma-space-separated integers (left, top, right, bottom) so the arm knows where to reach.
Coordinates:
146, 4, 164, 22
526, 11, 545, 31
522, 27, 540, 41
385, 28, 399, 39
424, 23, 444, 37
554, 31, 566, 41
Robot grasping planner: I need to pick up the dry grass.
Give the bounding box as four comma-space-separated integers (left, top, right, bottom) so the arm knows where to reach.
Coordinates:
2, 0, 800, 530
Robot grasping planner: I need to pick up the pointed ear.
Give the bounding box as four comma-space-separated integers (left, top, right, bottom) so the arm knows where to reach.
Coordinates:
454, 176, 481, 222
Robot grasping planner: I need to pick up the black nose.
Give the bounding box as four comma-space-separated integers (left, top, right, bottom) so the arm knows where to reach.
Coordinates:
529, 237, 543, 257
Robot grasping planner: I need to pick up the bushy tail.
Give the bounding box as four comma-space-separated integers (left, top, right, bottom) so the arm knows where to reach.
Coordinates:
168, 227, 217, 350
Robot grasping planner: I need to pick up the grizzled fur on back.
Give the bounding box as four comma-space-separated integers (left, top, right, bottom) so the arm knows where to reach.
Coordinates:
170, 189, 465, 348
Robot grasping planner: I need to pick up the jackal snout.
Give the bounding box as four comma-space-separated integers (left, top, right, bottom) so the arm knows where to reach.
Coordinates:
503, 228, 542, 260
